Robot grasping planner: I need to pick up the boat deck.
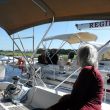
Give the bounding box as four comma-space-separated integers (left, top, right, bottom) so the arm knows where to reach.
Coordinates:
0, 91, 31, 110
0, 103, 30, 110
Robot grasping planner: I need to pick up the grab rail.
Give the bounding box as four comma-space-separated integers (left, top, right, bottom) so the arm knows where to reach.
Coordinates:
54, 67, 81, 90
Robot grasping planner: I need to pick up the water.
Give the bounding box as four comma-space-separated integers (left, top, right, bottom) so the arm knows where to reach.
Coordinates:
4, 65, 22, 82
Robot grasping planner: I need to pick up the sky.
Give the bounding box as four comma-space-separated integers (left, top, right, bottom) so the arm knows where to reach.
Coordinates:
0, 20, 110, 51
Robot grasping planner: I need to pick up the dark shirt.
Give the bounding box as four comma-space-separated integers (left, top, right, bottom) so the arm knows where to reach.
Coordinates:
47, 53, 58, 65
47, 66, 104, 110
68, 51, 74, 60
38, 55, 47, 64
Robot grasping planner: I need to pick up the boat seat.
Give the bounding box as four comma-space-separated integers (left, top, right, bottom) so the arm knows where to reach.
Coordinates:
26, 86, 63, 109
25, 86, 110, 110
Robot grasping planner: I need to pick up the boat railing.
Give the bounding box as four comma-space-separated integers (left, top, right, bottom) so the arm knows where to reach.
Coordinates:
20, 66, 47, 87
54, 67, 81, 90
29, 66, 47, 87
103, 75, 110, 102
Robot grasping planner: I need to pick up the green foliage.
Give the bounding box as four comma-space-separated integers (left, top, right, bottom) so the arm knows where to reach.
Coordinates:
0, 49, 77, 58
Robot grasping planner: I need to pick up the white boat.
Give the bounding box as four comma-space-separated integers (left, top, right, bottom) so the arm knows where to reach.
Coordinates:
36, 32, 97, 89
0, 0, 110, 110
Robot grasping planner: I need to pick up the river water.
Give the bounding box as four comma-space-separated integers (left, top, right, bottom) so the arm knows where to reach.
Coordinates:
4, 65, 22, 82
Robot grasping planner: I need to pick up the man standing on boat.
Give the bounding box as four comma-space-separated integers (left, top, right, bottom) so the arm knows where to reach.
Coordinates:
47, 49, 59, 65
38, 49, 48, 65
